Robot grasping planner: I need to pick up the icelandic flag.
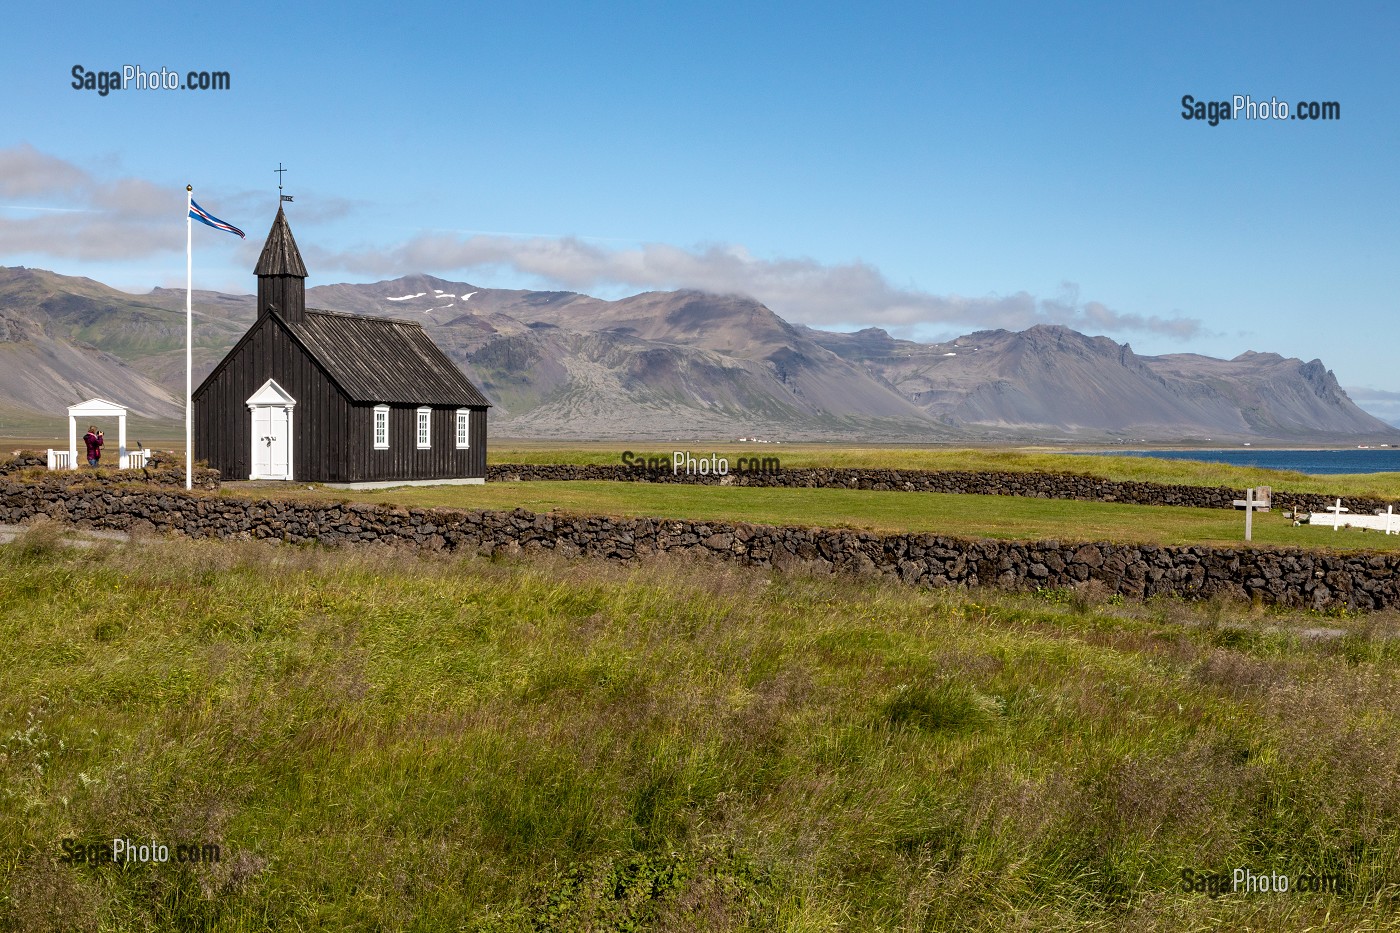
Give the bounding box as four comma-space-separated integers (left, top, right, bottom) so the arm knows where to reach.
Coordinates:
189, 199, 245, 239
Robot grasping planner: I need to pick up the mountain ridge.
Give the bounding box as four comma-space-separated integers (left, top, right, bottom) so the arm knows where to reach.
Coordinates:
1, 266, 1394, 444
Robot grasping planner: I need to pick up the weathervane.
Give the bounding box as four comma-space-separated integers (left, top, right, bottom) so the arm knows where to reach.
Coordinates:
276, 162, 293, 204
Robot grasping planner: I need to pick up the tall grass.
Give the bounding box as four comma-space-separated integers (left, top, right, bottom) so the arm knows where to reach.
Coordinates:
2, 536, 1398, 930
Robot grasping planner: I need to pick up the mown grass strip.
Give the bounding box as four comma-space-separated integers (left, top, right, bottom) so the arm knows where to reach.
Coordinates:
241, 480, 1400, 552
488, 444, 1400, 499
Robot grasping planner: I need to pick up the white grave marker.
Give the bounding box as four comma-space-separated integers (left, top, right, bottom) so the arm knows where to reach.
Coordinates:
1325, 499, 1349, 531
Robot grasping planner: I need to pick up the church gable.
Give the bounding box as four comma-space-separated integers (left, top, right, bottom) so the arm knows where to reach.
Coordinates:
193, 310, 332, 405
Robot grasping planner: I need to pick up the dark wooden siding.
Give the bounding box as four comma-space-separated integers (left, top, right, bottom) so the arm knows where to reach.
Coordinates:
342, 404, 487, 481
195, 316, 487, 483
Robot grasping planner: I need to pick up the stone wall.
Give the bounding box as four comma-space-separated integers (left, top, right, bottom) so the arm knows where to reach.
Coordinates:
3, 478, 1396, 612
0, 452, 47, 472
487, 463, 1399, 516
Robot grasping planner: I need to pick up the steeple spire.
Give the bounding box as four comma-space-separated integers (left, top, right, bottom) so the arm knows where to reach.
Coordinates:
255, 207, 307, 322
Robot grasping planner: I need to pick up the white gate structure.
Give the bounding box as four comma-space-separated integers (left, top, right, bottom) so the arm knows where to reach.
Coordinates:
47, 397, 150, 470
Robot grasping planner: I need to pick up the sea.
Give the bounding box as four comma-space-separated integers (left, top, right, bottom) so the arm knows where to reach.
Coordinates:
1095, 448, 1400, 475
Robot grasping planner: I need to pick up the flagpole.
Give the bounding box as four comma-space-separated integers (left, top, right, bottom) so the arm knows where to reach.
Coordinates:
185, 184, 193, 491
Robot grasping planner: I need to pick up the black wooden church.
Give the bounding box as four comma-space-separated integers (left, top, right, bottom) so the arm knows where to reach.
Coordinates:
193, 208, 490, 486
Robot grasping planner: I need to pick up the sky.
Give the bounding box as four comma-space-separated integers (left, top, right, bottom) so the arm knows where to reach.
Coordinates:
3, 1, 1399, 422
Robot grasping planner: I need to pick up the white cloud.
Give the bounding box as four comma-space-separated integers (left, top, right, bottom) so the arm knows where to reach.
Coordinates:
0, 144, 192, 260
0, 143, 88, 199
0, 145, 350, 263
1344, 387, 1400, 428
315, 233, 1205, 339
1, 144, 1203, 339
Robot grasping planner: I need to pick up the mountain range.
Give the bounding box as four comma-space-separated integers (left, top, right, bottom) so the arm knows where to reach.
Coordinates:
2, 265, 1395, 444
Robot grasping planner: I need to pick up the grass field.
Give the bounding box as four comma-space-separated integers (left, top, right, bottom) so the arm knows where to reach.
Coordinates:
11, 440, 1400, 499
241, 480, 1400, 553
2, 421, 184, 453
2, 527, 1398, 930
489, 443, 1400, 500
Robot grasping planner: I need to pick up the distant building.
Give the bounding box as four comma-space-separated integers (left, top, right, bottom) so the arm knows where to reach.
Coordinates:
193, 208, 490, 486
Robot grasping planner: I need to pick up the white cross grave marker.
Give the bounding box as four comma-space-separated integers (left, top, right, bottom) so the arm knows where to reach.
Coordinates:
1243, 486, 1256, 542
1325, 498, 1349, 531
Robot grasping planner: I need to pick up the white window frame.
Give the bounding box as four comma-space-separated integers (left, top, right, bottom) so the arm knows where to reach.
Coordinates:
373, 405, 390, 450
416, 407, 431, 449
455, 409, 470, 449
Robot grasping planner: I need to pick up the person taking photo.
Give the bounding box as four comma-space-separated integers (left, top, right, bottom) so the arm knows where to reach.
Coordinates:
83, 425, 103, 467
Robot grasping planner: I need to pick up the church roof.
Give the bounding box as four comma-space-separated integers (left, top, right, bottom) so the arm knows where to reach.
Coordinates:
286, 309, 492, 407
254, 207, 308, 278
198, 206, 491, 411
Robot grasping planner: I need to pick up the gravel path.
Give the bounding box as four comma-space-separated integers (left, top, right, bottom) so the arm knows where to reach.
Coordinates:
0, 522, 130, 546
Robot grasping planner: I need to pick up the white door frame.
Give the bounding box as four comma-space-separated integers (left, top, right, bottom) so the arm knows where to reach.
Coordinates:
246, 378, 297, 480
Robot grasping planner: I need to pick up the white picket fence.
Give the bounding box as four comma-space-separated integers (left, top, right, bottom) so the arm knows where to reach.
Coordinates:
47, 448, 150, 470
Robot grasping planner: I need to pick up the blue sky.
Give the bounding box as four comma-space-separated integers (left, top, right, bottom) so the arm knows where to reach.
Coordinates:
4, 1, 1399, 420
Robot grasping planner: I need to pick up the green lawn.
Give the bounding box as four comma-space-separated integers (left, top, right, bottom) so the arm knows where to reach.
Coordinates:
241, 480, 1400, 552
2, 529, 1397, 930
489, 443, 1400, 500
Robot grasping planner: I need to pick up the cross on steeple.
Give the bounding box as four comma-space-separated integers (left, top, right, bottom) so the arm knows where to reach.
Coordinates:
276, 163, 293, 203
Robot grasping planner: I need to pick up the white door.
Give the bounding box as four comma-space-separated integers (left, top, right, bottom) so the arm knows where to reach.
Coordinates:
252, 406, 291, 479
246, 379, 296, 481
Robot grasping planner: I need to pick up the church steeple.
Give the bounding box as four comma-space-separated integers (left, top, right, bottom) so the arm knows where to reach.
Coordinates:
255, 207, 308, 323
